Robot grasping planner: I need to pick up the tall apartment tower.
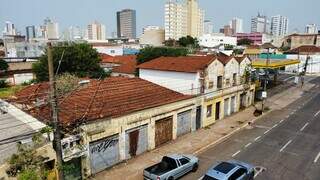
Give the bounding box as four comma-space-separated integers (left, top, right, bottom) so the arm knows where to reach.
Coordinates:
165, 0, 204, 40
3, 21, 16, 36
203, 20, 213, 34
87, 21, 106, 40
26, 26, 36, 40
305, 24, 317, 34
44, 18, 59, 40
271, 15, 289, 36
117, 9, 136, 39
230, 17, 243, 34
251, 13, 270, 33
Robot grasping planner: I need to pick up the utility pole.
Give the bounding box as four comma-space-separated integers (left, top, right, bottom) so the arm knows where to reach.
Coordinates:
47, 42, 64, 180
261, 48, 270, 113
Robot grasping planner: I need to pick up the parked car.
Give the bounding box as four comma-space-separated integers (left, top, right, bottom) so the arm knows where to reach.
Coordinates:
143, 154, 199, 180
202, 160, 254, 180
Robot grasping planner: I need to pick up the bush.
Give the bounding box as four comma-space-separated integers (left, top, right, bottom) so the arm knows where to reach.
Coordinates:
18, 169, 40, 180
0, 80, 8, 88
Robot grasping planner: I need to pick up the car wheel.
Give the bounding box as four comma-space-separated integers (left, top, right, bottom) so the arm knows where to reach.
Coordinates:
192, 163, 198, 172
168, 176, 174, 180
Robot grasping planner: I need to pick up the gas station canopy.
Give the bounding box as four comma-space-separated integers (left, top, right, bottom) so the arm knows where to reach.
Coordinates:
252, 59, 300, 69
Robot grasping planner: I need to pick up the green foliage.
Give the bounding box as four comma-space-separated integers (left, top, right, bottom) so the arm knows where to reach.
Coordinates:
279, 46, 290, 52
32, 43, 107, 82
163, 39, 177, 47
6, 132, 49, 178
0, 59, 8, 71
0, 85, 24, 99
56, 73, 80, 96
233, 49, 244, 55
237, 38, 253, 46
224, 44, 234, 50
177, 35, 199, 48
18, 169, 40, 180
0, 79, 8, 88
137, 46, 188, 65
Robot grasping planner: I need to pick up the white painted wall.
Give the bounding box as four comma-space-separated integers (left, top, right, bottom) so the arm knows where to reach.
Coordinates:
139, 69, 200, 95
199, 34, 237, 48
239, 57, 251, 76
285, 54, 320, 74
224, 58, 240, 87
206, 60, 224, 92
93, 46, 123, 56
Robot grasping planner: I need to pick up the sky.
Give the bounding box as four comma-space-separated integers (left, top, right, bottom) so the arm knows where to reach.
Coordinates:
1, 0, 319, 37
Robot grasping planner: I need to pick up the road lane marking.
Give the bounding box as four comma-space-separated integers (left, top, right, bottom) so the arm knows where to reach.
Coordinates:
300, 123, 309, 132
315, 110, 320, 117
286, 115, 290, 118
264, 130, 270, 134
254, 136, 261, 141
314, 152, 320, 163
254, 167, 266, 178
198, 176, 204, 180
232, 150, 241, 157
279, 119, 284, 123
280, 140, 292, 152
245, 143, 252, 148
272, 124, 278, 128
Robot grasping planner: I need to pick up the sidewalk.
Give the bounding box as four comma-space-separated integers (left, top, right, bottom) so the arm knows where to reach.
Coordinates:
92, 80, 315, 180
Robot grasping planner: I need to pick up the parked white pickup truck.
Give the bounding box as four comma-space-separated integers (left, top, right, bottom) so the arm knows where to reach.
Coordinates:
143, 154, 199, 180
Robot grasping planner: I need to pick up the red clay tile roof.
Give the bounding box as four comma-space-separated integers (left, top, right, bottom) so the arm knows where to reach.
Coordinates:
137, 55, 216, 73
235, 56, 250, 63
100, 54, 137, 74
286, 45, 320, 54
112, 55, 137, 74
14, 77, 192, 128
217, 53, 234, 65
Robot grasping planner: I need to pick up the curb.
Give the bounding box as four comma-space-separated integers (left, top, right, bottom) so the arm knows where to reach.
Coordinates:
193, 105, 273, 155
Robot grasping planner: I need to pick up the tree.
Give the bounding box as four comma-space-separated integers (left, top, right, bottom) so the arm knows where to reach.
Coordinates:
163, 39, 177, 47
237, 38, 254, 46
55, 73, 80, 97
0, 59, 8, 72
177, 36, 199, 48
32, 43, 107, 82
137, 46, 188, 65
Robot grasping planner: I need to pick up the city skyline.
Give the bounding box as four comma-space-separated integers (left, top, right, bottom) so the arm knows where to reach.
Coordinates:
0, 0, 319, 37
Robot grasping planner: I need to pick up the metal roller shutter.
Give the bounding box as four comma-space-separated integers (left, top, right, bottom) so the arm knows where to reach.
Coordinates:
177, 110, 192, 137
155, 116, 173, 147
89, 135, 119, 174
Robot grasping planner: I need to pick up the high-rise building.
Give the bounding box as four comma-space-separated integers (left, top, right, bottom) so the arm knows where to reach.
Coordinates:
230, 17, 243, 34
305, 24, 318, 34
117, 9, 136, 39
165, 0, 204, 40
87, 21, 106, 40
271, 15, 289, 36
44, 18, 59, 40
140, 26, 165, 46
3, 21, 16, 36
62, 26, 83, 41
203, 20, 213, 34
219, 25, 233, 36
26, 26, 36, 40
251, 13, 270, 33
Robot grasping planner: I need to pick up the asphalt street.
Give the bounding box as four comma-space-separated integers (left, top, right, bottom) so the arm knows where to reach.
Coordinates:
183, 76, 320, 180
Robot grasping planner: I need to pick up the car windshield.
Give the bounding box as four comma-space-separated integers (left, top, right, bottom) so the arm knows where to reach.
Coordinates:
202, 175, 219, 180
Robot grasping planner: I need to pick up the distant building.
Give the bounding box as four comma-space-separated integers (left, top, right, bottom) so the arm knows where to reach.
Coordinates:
63, 26, 83, 40
117, 9, 136, 39
305, 24, 318, 34
3, 21, 16, 36
165, 0, 204, 40
230, 17, 243, 34
87, 21, 106, 40
220, 25, 233, 36
251, 13, 270, 33
204, 20, 214, 34
271, 15, 289, 36
25, 26, 36, 41
140, 26, 165, 46
199, 33, 237, 48
235, 32, 272, 45
44, 18, 59, 40
283, 34, 320, 49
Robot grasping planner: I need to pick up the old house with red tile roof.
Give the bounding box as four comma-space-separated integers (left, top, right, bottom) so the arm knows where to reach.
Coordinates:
138, 55, 255, 127
13, 76, 200, 176
100, 53, 137, 77
284, 45, 320, 73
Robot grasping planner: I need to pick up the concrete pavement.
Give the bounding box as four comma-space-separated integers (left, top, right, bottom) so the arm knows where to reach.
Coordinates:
92, 75, 318, 180
183, 77, 320, 180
